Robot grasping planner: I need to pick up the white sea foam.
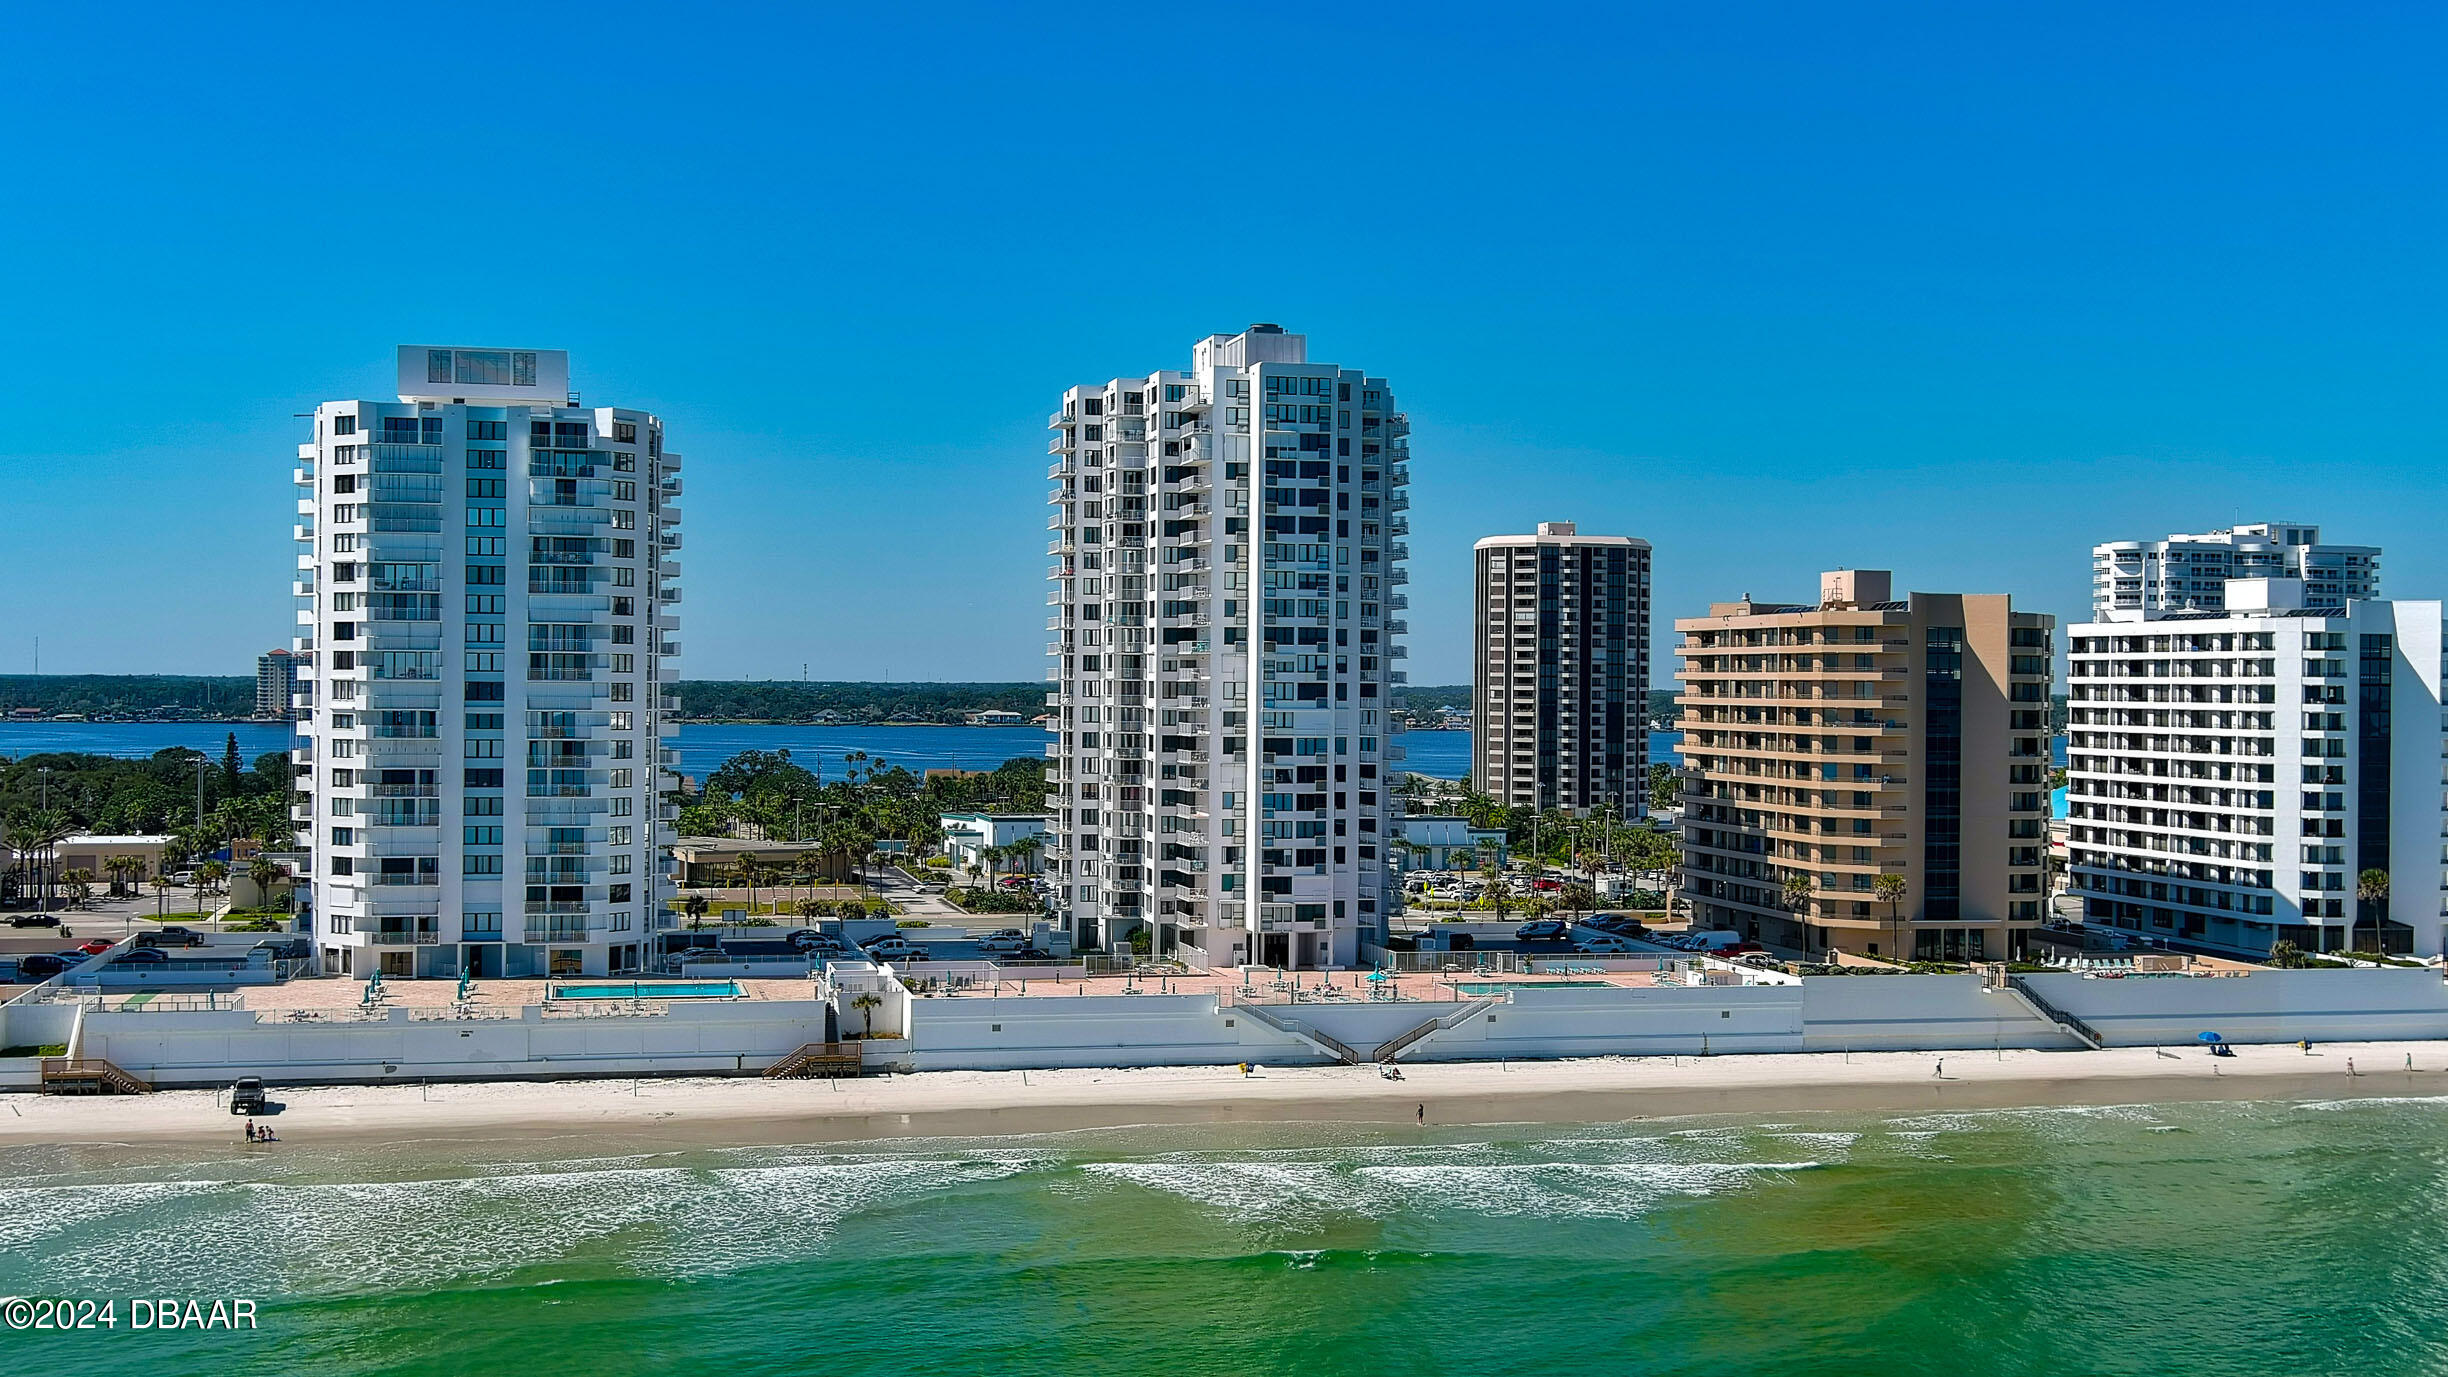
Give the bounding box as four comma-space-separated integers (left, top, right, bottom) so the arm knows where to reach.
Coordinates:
11, 1155, 1051, 1295
1081, 1153, 1821, 1225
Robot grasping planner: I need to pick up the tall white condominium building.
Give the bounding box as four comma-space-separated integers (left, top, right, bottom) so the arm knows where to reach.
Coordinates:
292, 347, 682, 979
1472, 522, 1652, 815
2065, 578, 2446, 958
255, 649, 301, 722
1045, 325, 1410, 971
2092, 522, 2380, 617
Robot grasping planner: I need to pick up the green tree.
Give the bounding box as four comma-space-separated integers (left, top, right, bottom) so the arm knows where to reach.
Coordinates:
1873, 872, 1908, 959
2356, 869, 2391, 951
221, 732, 243, 795
1647, 762, 1680, 813
1781, 870, 1815, 950
195, 859, 230, 896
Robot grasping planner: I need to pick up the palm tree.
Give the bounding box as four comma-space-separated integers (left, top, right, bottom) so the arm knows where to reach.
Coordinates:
2355, 869, 2391, 953
795, 896, 826, 922
1873, 873, 1908, 961
683, 892, 710, 931
16, 810, 72, 910
104, 855, 145, 898
1780, 870, 1815, 953
195, 860, 230, 896
731, 854, 771, 915
61, 867, 95, 907
247, 857, 286, 911
1006, 832, 1044, 876
849, 992, 884, 1038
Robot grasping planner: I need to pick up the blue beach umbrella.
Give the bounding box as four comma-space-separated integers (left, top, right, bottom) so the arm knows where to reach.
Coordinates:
2197, 1031, 2225, 1044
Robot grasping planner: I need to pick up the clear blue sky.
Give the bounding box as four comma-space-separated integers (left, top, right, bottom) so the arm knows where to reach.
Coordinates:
3, 3, 2441, 684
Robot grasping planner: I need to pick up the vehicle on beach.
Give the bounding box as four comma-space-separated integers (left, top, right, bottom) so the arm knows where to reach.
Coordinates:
229, 1077, 267, 1115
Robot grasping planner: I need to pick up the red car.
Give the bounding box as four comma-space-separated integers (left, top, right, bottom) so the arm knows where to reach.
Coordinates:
76, 939, 114, 956
1531, 879, 1561, 892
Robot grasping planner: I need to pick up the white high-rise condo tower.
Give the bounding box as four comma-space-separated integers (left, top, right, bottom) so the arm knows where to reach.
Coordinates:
292, 347, 682, 979
1045, 325, 1410, 970
2065, 577, 2447, 959
2091, 522, 2379, 618
1473, 522, 1652, 815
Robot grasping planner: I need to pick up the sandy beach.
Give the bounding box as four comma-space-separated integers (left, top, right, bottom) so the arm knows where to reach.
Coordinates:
5, 1040, 2442, 1151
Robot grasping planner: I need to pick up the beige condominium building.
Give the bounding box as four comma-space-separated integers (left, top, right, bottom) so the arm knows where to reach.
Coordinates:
1675, 569, 2054, 960
1472, 522, 1653, 815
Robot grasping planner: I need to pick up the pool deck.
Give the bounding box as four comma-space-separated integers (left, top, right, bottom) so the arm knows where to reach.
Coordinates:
127, 965, 1679, 1016
192, 976, 821, 1015
904, 966, 1678, 1001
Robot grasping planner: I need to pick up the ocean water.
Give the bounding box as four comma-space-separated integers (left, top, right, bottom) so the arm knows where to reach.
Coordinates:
4, 1097, 2445, 1375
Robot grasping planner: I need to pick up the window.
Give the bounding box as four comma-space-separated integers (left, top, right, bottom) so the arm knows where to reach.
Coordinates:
463, 854, 503, 875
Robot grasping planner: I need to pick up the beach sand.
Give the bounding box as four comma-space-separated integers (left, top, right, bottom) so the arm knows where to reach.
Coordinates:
5, 1041, 2441, 1151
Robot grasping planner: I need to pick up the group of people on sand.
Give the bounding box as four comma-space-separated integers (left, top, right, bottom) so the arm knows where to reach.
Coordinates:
241, 1119, 276, 1143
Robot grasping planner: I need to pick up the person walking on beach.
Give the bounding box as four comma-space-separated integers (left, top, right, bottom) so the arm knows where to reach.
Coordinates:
1416, 1103, 1425, 1125
1933, 1059, 1944, 1079
2348, 1058, 2357, 1077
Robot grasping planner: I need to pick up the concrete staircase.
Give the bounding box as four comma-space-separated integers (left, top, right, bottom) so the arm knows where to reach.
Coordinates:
1373, 999, 1498, 1063
1234, 1002, 1366, 1065
2000, 974, 2105, 1049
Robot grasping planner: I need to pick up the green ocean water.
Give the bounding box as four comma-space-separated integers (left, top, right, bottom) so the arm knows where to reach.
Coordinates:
4, 1096, 2446, 1376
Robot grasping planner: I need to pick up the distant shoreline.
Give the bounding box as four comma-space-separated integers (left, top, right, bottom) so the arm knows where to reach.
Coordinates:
6, 1041, 2433, 1152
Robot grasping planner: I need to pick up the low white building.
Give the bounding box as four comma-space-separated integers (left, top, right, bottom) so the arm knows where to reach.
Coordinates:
1395, 816, 1509, 872
2066, 577, 2447, 958
942, 813, 1051, 876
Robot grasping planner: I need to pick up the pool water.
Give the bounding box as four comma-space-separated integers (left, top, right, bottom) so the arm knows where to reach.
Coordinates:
551, 981, 744, 1000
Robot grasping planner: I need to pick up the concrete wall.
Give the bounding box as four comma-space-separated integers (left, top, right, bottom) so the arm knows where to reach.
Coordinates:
1803, 976, 2080, 1052
73, 999, 835, 1088
2033, 968, 2448, 1046
1399, 984, 1805, 1061
896, 993, 1323, 1071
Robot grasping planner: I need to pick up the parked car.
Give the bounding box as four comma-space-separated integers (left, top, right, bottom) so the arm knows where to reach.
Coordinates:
7, 913, 60, 928
117, 948, 170, 967
136, 927, 206, 948
998, 875, 1033, 889
1573, 935, 1640, 954
13, 953, 70, 979
1531, 878, 1562, 892
1515, 919, 1571, 943
75, 939, 115, 956
859, 936, 925, 962
255, 938, 312, 960
229, 1077, 267, 1115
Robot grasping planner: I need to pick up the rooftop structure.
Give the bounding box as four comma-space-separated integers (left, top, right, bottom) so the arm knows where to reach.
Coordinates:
2092, 522, 2379, 619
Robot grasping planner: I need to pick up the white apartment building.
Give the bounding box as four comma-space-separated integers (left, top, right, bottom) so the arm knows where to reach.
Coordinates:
292, 347, 682, 979
1473, 522, 1651, 814
2065, 578, 2447, 958
255, 649, 300, 722
1045, 325, 1410, 970
2092, 522, 2380, 617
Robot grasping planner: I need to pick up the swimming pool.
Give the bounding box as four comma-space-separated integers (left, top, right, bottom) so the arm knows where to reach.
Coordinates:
1452, 980, 1613, 994
551, 981, 743, 1000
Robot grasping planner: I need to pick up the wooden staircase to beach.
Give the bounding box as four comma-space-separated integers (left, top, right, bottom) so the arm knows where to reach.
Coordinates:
764, 1041, 865, 1080
39, 1057, 153, 1096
